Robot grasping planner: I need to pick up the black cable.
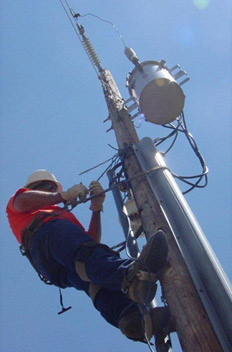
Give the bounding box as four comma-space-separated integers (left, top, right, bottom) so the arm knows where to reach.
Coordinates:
154, 112, 208, 194
163, 131, 178, 155
97, 154, 120, 181
79, 12, 127, 47
177, 112, 208, 193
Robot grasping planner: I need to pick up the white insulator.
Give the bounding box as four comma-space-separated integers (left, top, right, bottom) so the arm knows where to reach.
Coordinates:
124, 47, 138, 62
127, 60, 186, 125
122, 199, 143, 235
83, 38, 101, 68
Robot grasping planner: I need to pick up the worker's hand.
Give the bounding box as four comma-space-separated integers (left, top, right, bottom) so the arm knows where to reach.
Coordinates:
89, 181, 105, 212
61, 184, 89, 203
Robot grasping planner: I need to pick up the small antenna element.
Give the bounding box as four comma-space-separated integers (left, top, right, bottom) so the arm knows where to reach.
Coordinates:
124, 47, 144, 72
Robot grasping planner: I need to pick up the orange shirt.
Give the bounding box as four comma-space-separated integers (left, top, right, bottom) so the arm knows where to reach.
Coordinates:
6, 188, 86, 244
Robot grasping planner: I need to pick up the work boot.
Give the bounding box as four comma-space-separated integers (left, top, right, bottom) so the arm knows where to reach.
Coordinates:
122, 230, 168, 304
118, 311, 144, 341
151, 306, 176, 337
118, 306, 175, 342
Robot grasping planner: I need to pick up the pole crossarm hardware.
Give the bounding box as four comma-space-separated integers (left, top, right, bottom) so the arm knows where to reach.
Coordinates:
99, 68, 232, 351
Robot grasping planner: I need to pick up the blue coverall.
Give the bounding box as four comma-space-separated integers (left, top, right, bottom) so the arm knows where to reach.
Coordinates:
30, 218, 139, 327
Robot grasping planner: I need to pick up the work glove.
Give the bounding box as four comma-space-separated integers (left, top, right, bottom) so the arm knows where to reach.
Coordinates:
89, 181, 105, 212
61, 183, 89, 203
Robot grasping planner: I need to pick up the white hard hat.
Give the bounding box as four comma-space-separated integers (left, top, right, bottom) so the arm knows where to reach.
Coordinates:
24, 169, 62, 192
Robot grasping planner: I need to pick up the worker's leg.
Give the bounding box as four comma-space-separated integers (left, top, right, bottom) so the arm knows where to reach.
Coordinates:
29, 219, 132, 288
76, 230, 169, 304
29, 221, 173, 341
58, 269, 174, 343
91, 287, 175, 342
81, 284, 175, 342
93, 287, 140, 328
30, 219, 132, 287
65, 271, 140, 329
30, 219, 168, 304
118, 304, 175, 343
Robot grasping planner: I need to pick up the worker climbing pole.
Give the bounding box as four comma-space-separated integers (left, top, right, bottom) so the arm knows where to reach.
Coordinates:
65, 7, 232, 352
8, 2, 231, 351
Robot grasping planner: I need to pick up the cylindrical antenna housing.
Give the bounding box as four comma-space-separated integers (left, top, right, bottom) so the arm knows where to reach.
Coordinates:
127, 59, 187, 125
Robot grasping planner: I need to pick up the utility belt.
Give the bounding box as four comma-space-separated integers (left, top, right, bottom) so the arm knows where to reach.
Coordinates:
20, 213, 55, 285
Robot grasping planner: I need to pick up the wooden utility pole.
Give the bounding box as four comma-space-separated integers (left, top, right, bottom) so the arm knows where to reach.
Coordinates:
99, 69, 224, 351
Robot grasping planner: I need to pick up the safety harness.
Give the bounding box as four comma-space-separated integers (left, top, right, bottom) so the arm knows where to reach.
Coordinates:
19, 210, 117, 306
20, 211, 73, 314
20, 212, 55, 284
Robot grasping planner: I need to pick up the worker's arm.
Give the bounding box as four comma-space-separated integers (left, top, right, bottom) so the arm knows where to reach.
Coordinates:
14, 184, 89, 213
14, 190, 64, 212
87, 181, 106, 243
87, 211, 102, 243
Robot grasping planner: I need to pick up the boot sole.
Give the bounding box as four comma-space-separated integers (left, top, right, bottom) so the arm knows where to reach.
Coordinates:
137, 230, 168, 275
124, 231, 168, 304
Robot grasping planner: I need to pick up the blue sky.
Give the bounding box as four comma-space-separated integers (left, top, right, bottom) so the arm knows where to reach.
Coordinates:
1, 1, 231, 351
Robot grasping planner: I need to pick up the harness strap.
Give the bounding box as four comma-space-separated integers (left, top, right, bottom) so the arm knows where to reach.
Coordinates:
121, 266, 158, 294
21, 214, 121, 307
75, 241, 121, 302
136, 270, 158, 282
75, 261, 90, 282
20, 212, 58, 284
143, 310, 153, 342
75, 241, 119, 282
88, 283, 102, 303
